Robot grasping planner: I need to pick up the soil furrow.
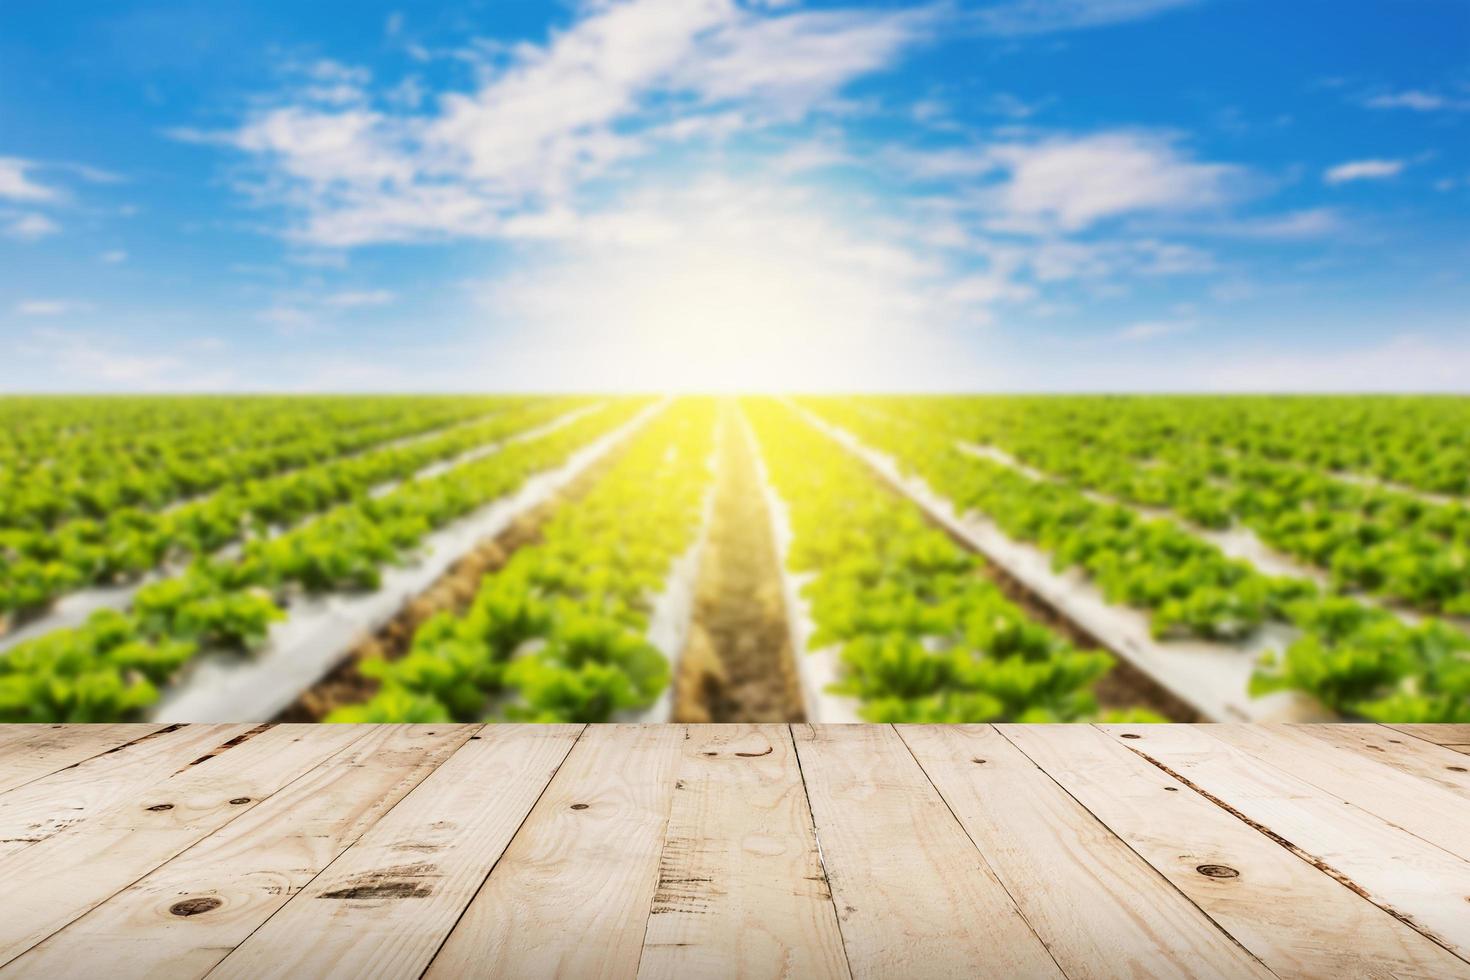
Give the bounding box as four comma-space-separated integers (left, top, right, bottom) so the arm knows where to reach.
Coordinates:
674, 402, 805, 723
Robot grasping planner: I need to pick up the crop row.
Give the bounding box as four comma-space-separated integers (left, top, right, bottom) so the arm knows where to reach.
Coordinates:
0, 399, 587, 622
0, 397, 527, 529
0, 393, 511, 463
800, 398, 1470, 722
876, 395, 1470, 496
330, 399, 716, 723
0, 400, 646, 722
859, 397, 1470, 616
749, 399, 1141, 723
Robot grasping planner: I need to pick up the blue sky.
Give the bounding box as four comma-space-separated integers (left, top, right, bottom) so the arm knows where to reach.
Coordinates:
1, 0, 1466, 392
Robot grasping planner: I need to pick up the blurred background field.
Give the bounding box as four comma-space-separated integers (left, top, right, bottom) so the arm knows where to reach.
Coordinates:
1, 394, 1466, 725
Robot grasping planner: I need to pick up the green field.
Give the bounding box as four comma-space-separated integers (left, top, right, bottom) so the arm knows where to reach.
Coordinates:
1, 396, 1466, 724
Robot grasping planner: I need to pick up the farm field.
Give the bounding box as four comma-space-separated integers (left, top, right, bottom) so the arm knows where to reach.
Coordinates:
1, 394, 1467, 725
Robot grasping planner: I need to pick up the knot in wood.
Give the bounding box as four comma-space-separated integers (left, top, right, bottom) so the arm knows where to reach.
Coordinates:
170, 897, 223, 917
1196, 864, 1239, 879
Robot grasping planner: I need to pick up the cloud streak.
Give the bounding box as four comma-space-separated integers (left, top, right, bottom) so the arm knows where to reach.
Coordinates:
1324, 158, 1405, 185
3, 212, 60, 240
1363, 90, 1470, 112
15, 299, 90, 316
0, 157, 60, 203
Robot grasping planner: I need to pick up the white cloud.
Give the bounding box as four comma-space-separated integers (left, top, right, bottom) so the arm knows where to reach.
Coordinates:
888, 145, 999, 180
1324, 158, 1405, 185
1117, 318, 1193, 342
100, 249, 128, 264
890, 131, 1243, 236
667, 6, 933, 111
3, 212, 60, 240
279, 58, 374, 107
323, 289, 396, 307
983, 132, 1239, 231
769, 138, 853, 174
15, 299, 89, 316
0, 158, 60, 202
970, 0, 1200, 36
1025, 238, 1213, 280
1363, 90, 1470, 112
385, 76, 426, 109
184, 0, 931, 247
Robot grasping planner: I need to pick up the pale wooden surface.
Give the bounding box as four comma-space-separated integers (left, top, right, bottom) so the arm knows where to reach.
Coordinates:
0, 724, 1467, 979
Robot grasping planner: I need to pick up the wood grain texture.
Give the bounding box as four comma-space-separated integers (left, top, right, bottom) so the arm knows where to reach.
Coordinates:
1101, 723, 1470, 963
0, 726, 63, 751
2, 724, 477, 980
1387, 723, 1470, 747
638, 724, 849, 980
898, 724, 1272, 980
1001, 724, 1470, 979
0, 724, 167, 796
425, 724, 685, 980
793, 724, 1063, 980
0, 724, 256, 859
0, 723, 368, 968
1301, 724, 1470, 797
208, 725, 581, 980
1, 723, 1468, 978
1251, 722, 1470, 809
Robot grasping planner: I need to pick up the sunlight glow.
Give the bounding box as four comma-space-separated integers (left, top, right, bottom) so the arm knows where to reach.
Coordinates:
476, 178, 974, 393
616, 244, 872, 392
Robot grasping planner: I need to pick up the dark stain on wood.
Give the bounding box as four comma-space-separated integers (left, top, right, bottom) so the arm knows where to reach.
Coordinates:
182, 724, 273, 772
319, 862, 440, 900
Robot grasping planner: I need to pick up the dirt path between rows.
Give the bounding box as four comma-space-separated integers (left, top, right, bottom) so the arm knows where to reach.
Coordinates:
674, 402, 805, 723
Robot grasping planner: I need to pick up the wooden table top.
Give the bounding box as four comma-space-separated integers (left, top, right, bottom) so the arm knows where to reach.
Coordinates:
0, 722, 1468, 978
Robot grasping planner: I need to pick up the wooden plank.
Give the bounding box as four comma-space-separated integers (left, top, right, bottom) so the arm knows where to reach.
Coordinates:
0, 724, 167, 796
1386, 723, 1470, 747
1, 724, 477, 980
637, 724, 849, 980
211, 724, 582, 980
0, 723, 367, 967
425, 724, 684, 980
1196, 725, 1470, 861
792, 724, 1062, 980
1001, 724, 1470, 978
1295, 723, 1470, 799
1100, 724, 1470, 962
0, 724, 257, 859
898, 725, 1272, 980
0, 726, 60, 751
